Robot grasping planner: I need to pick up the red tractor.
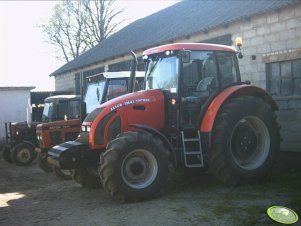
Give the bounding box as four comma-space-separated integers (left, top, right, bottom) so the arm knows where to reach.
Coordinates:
37, 72, 144, 179
2, 95, 81, 166
48, 42, 280, 202
3, 121, 40, 166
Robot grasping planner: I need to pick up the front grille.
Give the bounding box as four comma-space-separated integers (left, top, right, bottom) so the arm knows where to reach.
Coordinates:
65, 132, 79, 142
50, 131, 62, 145
95, 111, 116, 145
38, 138, 44, 147
84, 107, 103, 122
108, 116, 121, 141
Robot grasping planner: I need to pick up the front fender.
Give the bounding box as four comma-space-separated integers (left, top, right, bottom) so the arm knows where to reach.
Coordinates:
130, 124, 177, 168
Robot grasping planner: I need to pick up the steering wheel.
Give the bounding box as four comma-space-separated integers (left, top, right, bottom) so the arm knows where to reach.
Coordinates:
196, 76, 215, 92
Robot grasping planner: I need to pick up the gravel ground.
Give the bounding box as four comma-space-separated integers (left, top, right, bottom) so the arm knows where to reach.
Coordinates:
0, 149, 300, 226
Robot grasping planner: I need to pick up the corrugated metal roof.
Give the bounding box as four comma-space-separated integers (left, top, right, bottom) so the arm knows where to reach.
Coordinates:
0, 86, 36, 91
51, 0, 299, 76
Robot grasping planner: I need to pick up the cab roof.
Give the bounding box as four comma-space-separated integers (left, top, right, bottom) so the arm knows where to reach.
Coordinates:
44, 95, 81, 103
143, 43, 236, 56
86, 71, 145, 83
101, 71, 145, 79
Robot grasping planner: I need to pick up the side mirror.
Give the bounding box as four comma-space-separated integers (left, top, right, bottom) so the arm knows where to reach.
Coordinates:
181, 50, 191, 63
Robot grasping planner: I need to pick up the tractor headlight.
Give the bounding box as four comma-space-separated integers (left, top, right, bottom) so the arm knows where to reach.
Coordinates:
81, 125, 91, 132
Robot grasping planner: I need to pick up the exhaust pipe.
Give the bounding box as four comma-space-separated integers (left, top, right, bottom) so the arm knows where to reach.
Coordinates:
128, 51, 137, 93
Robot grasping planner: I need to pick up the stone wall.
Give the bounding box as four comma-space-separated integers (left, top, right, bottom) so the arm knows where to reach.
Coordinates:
233, 3, 301, 152
275, 96, 301, 152
54, 72, 76, 92
233, 3, 301, 89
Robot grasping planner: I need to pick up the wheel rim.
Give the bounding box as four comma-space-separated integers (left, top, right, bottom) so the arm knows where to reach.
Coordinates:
16, 148, 31, 163
230, 116, 270, 170
121, 149, 158, 189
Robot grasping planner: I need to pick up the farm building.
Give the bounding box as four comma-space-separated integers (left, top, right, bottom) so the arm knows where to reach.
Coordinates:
0, 86, 35, 144
50, 0, 301, 151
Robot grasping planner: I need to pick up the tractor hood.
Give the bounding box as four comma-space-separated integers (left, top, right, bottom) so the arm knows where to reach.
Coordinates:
81, 89, 165, 150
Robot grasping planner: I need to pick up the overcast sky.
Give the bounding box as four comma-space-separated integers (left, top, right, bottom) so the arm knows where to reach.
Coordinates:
0, 1, 178, 91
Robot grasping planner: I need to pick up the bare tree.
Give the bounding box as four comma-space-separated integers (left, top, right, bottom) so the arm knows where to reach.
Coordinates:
42, 0, 123, 62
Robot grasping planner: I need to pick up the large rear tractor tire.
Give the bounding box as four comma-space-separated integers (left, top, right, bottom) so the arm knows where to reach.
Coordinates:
53, 166, 72, 180
2, 147, 13, 164
11, 143, 37, 166
99, 131, 170, 202
37, 152, 53, 173
210, 96, 280, 185
70, 167, 101, 188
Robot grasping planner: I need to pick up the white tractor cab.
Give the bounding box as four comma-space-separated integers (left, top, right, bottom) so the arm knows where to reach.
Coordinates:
84, 71, 145, 114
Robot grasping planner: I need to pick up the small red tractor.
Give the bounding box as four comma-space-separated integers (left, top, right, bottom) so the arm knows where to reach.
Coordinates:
48, 41, 280, 202
36, 72, 144, 179
3, 121, 40, 166
2, 93, 85, 166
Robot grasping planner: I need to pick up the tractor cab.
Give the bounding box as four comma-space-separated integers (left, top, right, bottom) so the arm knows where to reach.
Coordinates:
42, 95, 81, 122
144, 43, 241, 130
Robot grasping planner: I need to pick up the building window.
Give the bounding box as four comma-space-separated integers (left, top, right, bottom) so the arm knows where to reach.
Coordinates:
266, 59, 301, 96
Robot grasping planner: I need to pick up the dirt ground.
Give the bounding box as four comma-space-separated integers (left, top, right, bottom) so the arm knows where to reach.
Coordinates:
0, 150, 300, 226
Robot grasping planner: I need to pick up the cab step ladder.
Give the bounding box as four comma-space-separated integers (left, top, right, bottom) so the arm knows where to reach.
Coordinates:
181, 130, 204, 167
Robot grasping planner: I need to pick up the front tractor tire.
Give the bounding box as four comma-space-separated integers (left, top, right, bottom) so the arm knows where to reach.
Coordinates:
99, 131, 170, 202
52, 166, 72, 180
210, 96, 280, 185
11, 143, 37, 166
37, 152, 53, 173
2, 147, 13, 164
70, 167, 101, 189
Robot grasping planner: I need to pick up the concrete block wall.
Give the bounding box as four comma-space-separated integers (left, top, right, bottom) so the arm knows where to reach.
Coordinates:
231, 4, 301, 152
275, 96, 301, 152
233, 3, 301, 89
55, 72, 76, 92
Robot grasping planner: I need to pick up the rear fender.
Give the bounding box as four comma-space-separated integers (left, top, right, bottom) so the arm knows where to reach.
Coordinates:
200, 85, 278, 146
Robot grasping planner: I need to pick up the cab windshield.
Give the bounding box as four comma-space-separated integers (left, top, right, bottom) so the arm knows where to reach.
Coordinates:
42, 102, 53, 122
145, 56, 179, 93
42, 100, 81, 122
84, 80, 105, 114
